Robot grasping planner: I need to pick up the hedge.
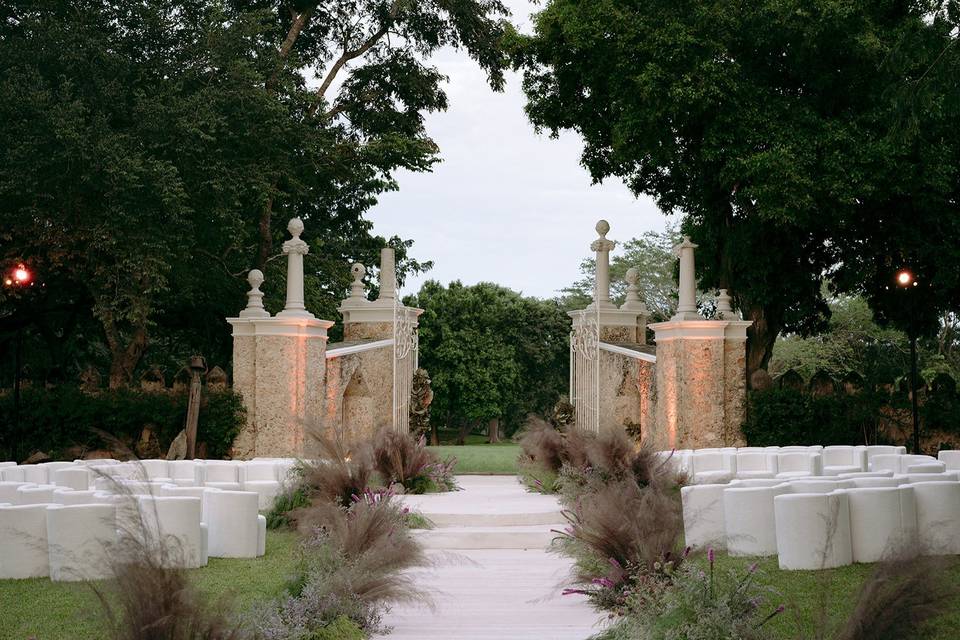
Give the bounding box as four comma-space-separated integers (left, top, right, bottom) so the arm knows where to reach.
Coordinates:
0, 386, 245, 462
741, 387, 887, 447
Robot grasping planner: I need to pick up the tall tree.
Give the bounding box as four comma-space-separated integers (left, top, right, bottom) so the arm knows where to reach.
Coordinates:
0, 0, 509, 386
409, 281, 570, 437
513, 0, 960, 381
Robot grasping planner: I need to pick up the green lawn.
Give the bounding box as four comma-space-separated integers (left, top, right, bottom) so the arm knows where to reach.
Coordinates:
428, 442, 520, 474
704, 554, 960, 639
0, 530, 301, 640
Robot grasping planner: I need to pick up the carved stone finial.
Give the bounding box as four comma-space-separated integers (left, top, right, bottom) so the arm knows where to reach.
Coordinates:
716, 288, 734, 320
240, 269, 270, 318
621, 267, 648, 313
287, 217, 304, 239
671, 235, 700, 321
590, 220, 616, 309
349, 263, 366, 299
379, 248, 397, 301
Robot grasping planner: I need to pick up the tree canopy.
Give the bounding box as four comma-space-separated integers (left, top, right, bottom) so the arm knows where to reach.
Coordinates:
514, 0, 960, 381
409, 281, 570, 437
0, 0, 511, 387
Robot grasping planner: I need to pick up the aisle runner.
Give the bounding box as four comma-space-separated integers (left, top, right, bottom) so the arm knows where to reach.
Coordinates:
378, 477, 602, 640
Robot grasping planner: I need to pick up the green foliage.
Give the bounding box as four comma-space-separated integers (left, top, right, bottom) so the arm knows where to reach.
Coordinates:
606, 562, 780, 640
410, 281, 570, 436
560, 225, 680, 320
771, 295, 912, 384
514, 0, 960, 374
1, 0, 513, 386
0, 386, 244, 461
303, 616, 364, 640
742, 388, 885, 447
266, 482, 311, 531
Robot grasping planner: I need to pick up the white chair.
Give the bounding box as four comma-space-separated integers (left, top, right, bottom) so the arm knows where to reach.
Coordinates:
911, 481, 960, 555
899, 472, 960, 484
0, 461, 16, 468
849, 477, 902, 488
0, 481, 34, 503
240, 461, 282, 511
138, 496, 207, 568
723, 485, 788, 556
821, 446, 866, 475
774, 491, 853, 570
861, 445, 907, 469
681, 484, 727, 550
729, 478, 785, 488
906, 462, 947, 474
845, 486, 918, 563
734, 452, 777, 479
46, 504, 117, 581
159, 485, 220, 523
168, 460, 199, 487
204, 490, 265, 558
53, 489, 100, 505
20, 464, 50, 484
937, 450, 960, 470
200, 461, 242, 490
52, 467, 91, 491
689, 451, 736, 484
836, 470, 894, 479
138, 459, 171, 482
0, 466, 26, 482
775, 452, 822, 478
0, 504, 50, 578
786, 479, 853, 494
16, 484, 57, 505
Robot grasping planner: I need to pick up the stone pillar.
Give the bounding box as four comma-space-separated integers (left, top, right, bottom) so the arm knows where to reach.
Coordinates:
228, 220, 333, 459
278, 217, 312, 319
648, 320, 751, 449
379, 247, 397, 302
591, 220, 616, 310
672, 236, 700, 321
649, 242, 752, 449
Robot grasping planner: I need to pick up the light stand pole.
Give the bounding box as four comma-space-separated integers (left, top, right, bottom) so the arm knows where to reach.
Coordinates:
909, 330, 920, 455
895, 268, 921, 454
13, 324, 23, 432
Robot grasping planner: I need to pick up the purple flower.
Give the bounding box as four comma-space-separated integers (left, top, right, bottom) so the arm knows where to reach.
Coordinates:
609, 557, 623, 571
707, 547, 715, 564
748, 562, 759, 574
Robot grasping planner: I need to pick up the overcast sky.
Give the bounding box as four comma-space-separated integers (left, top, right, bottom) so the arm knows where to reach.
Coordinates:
366, 0, 668, 300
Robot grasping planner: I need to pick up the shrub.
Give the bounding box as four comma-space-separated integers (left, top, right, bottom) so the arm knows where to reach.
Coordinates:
259, 491, 428, 637
554, 478, 686, 614
0, 385, 244, 461
370, 429, 458, 494
517, 417, 592, 493
742, 387, 885, 447
299, 434, 375, 509
615, 555, 782, 640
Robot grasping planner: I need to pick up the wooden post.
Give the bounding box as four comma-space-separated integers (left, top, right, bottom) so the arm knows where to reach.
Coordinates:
185, 355, 206, 459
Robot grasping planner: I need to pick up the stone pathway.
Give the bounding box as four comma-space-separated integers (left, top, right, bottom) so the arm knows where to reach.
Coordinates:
378, 476, 603, 640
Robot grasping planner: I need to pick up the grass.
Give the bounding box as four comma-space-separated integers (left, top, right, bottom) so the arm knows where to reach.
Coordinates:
0, 530, 301, 640
693, 553, 960, 639
427, 443, 519, 474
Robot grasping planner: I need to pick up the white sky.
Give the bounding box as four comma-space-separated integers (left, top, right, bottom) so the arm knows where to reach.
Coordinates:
367, 0, 668, 299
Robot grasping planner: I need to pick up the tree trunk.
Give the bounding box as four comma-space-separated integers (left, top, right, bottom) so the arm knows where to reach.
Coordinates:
456, 419, 472, 445
256, 197, 274, 271
430, 421, 439, 446
487, 418, 500, 444
106, 325, 149, 389
745, 304, 779, 388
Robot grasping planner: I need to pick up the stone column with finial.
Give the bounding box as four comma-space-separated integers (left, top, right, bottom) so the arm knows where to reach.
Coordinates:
339, 246, 421, 341
672, 236, 699, 321
591, 220, 617, 309
278, 217, 313, 318
227, 219, 334, 459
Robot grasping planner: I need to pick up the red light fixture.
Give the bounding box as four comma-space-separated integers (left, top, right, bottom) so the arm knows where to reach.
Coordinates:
896, 269, 914, 287
13, 265, 29, 283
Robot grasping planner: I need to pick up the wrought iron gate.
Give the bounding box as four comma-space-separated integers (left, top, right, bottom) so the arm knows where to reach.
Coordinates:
392, 297, 419, 433
569, 306, 600, 433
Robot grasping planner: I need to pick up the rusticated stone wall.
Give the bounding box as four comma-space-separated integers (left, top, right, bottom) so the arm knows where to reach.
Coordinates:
344, 322, 393, 341
321, 344, 393, 452
648, 320, 752, 450
597, 347, 656, 437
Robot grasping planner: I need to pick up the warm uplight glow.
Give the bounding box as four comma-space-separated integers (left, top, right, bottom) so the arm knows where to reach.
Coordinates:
896, 270, 914, 287
12, 264, 30, 284
3, 278, 11, 286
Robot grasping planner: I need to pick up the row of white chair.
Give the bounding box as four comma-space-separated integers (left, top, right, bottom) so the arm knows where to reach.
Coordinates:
682, 471, 960, 569
0, 485, 268, 580
0, 458, 298, 511
658, 446, 960, 484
